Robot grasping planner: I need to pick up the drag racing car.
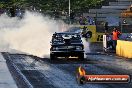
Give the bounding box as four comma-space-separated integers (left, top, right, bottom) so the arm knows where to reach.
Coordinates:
81, 26, 92, 38
68, 26, 92, 39
50, 32, 84, 60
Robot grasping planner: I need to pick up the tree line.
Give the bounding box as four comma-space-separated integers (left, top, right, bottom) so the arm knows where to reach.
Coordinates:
0, 0, 104, 12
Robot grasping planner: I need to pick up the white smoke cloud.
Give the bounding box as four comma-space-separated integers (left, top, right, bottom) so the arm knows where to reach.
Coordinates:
81, 38, 90, 58
0, 11, 67, 57
0, 11, 90, 58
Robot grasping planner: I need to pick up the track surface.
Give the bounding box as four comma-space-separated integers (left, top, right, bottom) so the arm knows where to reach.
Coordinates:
2, 52, 132, 88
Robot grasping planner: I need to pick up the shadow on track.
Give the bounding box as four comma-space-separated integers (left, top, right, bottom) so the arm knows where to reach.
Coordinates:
40, 58, 105, 64
3, 52, 107, 64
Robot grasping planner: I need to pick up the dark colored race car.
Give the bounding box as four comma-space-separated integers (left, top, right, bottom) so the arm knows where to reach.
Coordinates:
50, 32, 84, 60
81, 26, 92, 38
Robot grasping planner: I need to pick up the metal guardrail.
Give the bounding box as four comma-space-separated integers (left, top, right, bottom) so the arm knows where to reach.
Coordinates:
109, 3, 132, 6
117, 0, 132, 1
102, 6, 128, 9
89, 9, 123, 13
109, 1, 132, 4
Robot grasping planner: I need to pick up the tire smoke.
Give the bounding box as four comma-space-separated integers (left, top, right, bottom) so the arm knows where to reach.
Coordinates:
81, 38, 90, 58
0, 11, 67, 57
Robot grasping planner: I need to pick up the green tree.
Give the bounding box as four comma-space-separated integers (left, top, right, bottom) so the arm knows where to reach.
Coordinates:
0, 0, 104, 11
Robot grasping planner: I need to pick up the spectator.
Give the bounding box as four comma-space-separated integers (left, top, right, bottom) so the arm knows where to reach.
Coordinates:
106, 33, 113, 49
79, 16, 86, 25
111, 27, 121, 50
79, 16, 83, 25
86, 16, 90, 25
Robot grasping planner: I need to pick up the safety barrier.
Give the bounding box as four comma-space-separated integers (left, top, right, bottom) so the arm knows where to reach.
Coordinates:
116, 40, 132, 58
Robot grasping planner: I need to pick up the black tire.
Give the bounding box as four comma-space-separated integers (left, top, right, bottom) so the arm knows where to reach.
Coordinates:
50, 54, 56, 60
78, 53, 84, 61
86, 31, 92, 38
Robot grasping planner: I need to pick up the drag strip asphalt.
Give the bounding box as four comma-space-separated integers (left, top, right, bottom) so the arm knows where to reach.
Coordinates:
2, 52, 132, 88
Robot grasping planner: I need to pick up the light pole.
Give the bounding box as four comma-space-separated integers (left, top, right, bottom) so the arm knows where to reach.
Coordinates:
69, 0, 71, 24
69, 0, 70, 17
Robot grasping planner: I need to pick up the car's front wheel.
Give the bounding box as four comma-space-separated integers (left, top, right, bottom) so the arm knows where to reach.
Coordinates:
78, 53, 84, 61
50, 54, 56, 60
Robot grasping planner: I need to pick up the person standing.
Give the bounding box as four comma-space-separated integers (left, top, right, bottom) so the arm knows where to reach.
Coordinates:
81, 26, 87, 37
111, 27, 121, 50
79, 16, 83, 25
106, 33, 112, 49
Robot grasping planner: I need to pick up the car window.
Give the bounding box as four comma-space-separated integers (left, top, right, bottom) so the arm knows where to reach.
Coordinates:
52, 33, 81, 43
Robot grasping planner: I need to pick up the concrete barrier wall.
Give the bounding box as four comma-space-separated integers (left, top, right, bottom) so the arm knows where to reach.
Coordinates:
116, 40, 132, 58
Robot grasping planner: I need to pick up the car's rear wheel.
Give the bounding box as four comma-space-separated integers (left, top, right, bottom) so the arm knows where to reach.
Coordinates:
78, 53, 84, 61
